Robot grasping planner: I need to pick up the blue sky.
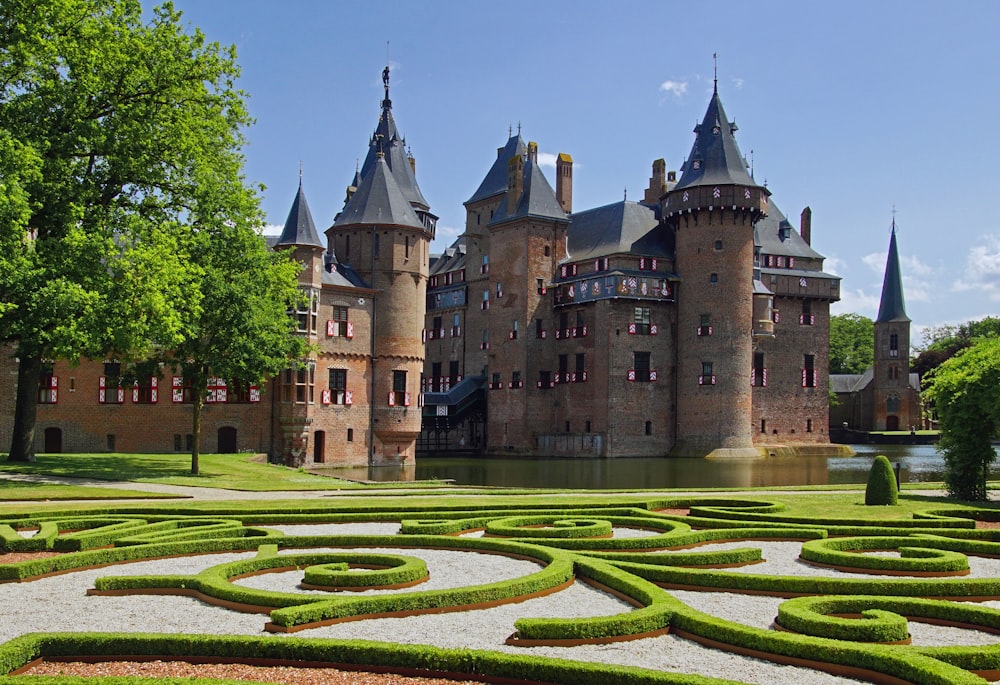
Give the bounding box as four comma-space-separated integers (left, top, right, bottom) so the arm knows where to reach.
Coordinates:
168, 0, 999, 342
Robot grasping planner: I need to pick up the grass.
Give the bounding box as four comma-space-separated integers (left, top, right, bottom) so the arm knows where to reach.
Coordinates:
0, 480, 181, 501
0, 452, 367, 491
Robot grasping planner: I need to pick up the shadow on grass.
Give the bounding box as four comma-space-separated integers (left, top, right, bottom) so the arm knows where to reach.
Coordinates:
0, 453, 216, 482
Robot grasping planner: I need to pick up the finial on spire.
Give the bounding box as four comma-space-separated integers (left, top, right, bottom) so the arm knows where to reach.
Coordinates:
517, 121, 522, 136
508, 124, 512, 137
891, 205, 897, 233
713, 52, 718, 93
749, 149, 754, 178
298, 160, 303, 184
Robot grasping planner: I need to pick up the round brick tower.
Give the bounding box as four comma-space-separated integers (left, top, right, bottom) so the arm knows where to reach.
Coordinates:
664, 82, 769, 457
327, 67, 436, 464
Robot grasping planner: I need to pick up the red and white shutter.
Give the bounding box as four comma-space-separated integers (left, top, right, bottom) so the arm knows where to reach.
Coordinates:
404, 392, 412, 407
249, 385, 261, 403
346, 321, 354, 339
132, 380, 139, 403
150, 377, 158, 403
172, 377, 183, 403
628, 323, 637, 335
650, 324, 658, 336
50, 376, 58, 403
321, 389, 332, 405
750, 368, 756, 386
99, 376, 106, 403
327, 320, 336, 337
627, 370, 636, 382
345, 390, 353, 405
388, 392, 395, 406
649, 370, 658, 382
763, 369, 768, 387
801, 369, 807, 387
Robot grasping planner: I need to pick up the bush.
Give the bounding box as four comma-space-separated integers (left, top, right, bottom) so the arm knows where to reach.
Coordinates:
866, 455, 899, 505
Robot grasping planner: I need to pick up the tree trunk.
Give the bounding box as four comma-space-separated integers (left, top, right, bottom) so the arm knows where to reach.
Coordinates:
7, 353, 41, 462
191, 395, 203, 475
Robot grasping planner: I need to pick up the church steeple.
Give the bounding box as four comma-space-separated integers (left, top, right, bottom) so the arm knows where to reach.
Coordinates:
876, 220, 909, 323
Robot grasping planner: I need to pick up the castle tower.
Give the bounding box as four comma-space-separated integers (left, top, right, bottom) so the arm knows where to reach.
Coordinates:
663, 82, 769, 456
873, 221, 912, 431
326, 67, 434, 464
274, 177, 325, 463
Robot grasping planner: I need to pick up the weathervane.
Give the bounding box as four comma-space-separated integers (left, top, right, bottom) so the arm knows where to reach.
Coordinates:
713, 52, 718, 91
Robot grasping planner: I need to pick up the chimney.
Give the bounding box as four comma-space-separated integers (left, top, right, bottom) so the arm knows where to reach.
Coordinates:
497, 147, 504, 158
345, 183, 357, 205
644, 158, 666, 204
556, 152, 573, 214
507, 153, 524, 215
408, 154, 416, 174
800, 206, 812, 245
527, 141, 538, 163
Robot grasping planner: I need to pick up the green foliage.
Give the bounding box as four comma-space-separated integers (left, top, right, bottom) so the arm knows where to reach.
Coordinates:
829, 313, 875, 374
914, 316, 1000, 380
865, 455, 899, 505
923, 337, 1000, 500
0, 0, 262, 461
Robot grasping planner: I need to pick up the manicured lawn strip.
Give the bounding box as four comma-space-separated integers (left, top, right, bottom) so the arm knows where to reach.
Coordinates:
0, 481, 180, 501
777, 594, 1000, 642
0, 453, 366, 491
0, 633, 745, 685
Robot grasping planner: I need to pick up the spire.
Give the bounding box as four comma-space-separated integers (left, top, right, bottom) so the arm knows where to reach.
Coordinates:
277, 175, 323, 249
876, 219, 909, 323
466, 132, 528, 205
334, 155, 424, 230
674, 83, 758, 191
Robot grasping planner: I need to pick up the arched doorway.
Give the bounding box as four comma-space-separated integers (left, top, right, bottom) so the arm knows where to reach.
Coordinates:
217, 426, 237, 453
886, 416, 900, 431
313, 430, 326, 463
43, 427, 62, 453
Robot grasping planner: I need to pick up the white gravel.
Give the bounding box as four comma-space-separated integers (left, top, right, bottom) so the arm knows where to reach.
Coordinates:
6, 529, 1000, 684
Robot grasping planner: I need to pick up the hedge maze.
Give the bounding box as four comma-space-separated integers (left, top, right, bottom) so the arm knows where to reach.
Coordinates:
3, 497, 1000, 684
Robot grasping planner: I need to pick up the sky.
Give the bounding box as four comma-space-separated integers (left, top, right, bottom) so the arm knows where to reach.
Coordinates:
165, 0, 1000, 343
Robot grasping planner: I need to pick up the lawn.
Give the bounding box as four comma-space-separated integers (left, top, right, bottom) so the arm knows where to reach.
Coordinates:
0, 479, 181, 501
0, 452, 367, 491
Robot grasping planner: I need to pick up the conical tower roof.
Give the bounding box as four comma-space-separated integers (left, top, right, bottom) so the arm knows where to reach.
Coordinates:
674, 83, 759, 191
334, 154, 424, 229
276, 179, 324, 248
489, 155, 568, 225
876, 221, 909, 323
356, 66, 429, 211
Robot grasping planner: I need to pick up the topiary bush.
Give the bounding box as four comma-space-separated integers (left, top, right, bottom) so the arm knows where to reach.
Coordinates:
865, 455, 898, 505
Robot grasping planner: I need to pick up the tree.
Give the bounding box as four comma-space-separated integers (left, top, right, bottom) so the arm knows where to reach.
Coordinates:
1, 0, 253, 461
169, 212, 309, 475
864, 455, 898, 505
923, 337, 1000, 501
829, 313, 874, 374
913, 316, 1000, 381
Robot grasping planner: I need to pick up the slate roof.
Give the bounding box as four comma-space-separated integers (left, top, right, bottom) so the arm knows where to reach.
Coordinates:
566, 201, 667, 260
276, 181, 324, 249
356, 70, 430, 211
333, 155, 424, 229
876, 224, 909, 323
489, 156, 568, 226
754, 200, 823, 259
675, 85, 759, 191
830, 369, 920, 394
429, 237, 467, 276
466, 134, 527, 205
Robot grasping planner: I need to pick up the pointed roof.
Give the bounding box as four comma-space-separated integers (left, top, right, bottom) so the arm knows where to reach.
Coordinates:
333, 155, 424, 229
276, 180, 324, 248
466, 133, 528, 205
489, 156, 568, 225
674, 84, 759, 191
357, 67, 429, 211
876, 221, 909, 323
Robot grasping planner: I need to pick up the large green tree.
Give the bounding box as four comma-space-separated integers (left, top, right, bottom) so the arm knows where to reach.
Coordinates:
829, 313, 874, 375
923, 337, 1000, 501
913, 316, 1000, 381
1, 0, 253, 461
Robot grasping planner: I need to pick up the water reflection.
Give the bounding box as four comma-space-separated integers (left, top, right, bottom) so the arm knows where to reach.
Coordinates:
337, 444, 999, 490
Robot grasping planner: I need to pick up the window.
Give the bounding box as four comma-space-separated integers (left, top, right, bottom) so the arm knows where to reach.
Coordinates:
452, 313, 461, 337
172, 376, 194, 403
558, 312, 569, 339
431, 362, 443, 392
575, 353, 586, 382
295, 290, 319, 334
632, 307, 651, 335
544, 245, 550, 257
389, 370, 408, 406
537, 370, 552, 389
328, 306, 353, 338
431, 316, 443, 340
645, 420, 652, 435
802, 355, 816, 388
496, 281, 503, 298
510, 319, 518, 340
481, 328, 489, 350
133, 377, 158, 404
558, 354, 568, 382
206, 377, 228, 403
888, 365, 900, 383
481, 290, 489, 310
38, 364, 57, 404
229, 381, 260, 404
449, 361, 459, 387
574, 311, 587, 337
698, 314, 713, 337
535, 318, 546, 339
633, 351, 651, 383
800, 300, 814, 326
511, 370, 522, 389
297, 365, 315, 403
714, 240, 723, 250
886, 395, 900, 413
481, 255, 489, 274
405, 236, 410, 259
347, 428, 354, 442
328, 368, 348, 404
585, 420, 591, 433
709, 273, 718, 284
491, 372, 502, 390
889, 332, 900, 358
100, 362, 123, 404
537, 278, 546, 295
699, 361, 715, 385
752, 352, 767, 387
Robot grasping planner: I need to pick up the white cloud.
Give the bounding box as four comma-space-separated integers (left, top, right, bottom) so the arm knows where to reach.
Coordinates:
823, 255, 846, 276
659, 80, 687, 97
260, 223, 283, 236
431, 224, 463, 252
537, 152, 558, 169
832, 288, 880, 317
860, 250, 933, 303
953, 234, 1000, 300
731, 77, 744, 90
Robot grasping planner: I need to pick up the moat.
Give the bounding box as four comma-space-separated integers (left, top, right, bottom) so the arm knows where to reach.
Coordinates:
331, 444, 999, 489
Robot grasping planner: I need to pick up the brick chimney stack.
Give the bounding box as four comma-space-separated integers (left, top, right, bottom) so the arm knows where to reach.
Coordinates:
556, 152, 573, 213
507, 152, 524, 215
800, 206, 812, 245
644, 158, 667, 204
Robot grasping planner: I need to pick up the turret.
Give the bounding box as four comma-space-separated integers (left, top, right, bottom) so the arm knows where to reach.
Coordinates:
664, 81, 769, 456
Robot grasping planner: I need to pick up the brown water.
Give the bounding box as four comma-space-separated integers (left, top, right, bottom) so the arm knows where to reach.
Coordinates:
338, 444, 997, 489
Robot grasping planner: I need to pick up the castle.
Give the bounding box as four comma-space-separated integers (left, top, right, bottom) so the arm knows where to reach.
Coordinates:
1, 69, 846, 463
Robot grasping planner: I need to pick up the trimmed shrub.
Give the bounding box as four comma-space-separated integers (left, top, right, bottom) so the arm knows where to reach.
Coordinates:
866, 455, 899, 505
